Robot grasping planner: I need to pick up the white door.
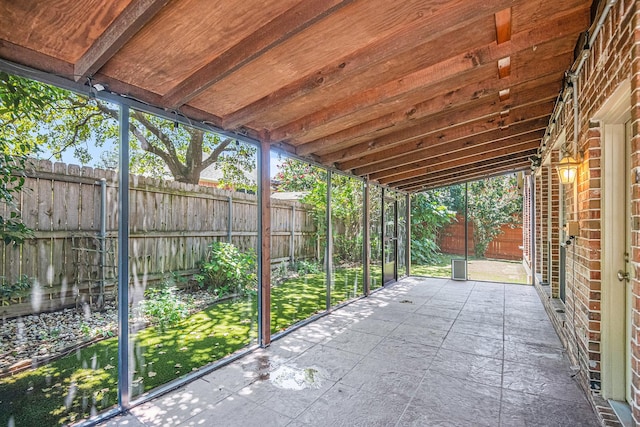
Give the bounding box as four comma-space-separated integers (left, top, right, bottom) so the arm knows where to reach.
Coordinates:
624, 120, 632, 404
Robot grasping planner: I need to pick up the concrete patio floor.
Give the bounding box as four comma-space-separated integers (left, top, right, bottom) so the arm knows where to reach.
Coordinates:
101, 277, 600, 426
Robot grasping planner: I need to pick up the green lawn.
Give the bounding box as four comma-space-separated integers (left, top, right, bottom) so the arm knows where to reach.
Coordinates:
0, 268, 363, 426
412, 254, 528, 284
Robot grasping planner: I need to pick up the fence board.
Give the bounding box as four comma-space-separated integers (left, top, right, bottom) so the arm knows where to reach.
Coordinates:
1, 162, 317, 317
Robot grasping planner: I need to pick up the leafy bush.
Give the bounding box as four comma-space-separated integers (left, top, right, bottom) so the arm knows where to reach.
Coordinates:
293, 259, 322, 275
0, 275, 32, 305
140, 286, 191, 331
198, 242, 257, 297
411, 239, 443, 265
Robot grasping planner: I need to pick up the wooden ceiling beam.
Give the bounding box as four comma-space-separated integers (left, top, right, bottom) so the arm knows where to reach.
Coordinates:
393, 151, 534, 189
403, 162, 530, 192
494, 8, 512, 44
222, 0, 522, 130
321, 98, 554, 166
161, 0, 356, 108
271, 6, 588, 144
373, 136, 540, 184
0, 40, 74, 78
74, 0, 170, 81
368, 131, 544, 184
376, 137, 538, 185
290, 49, 569, 148
299, 76, 560, 158
352, 118, 547, 176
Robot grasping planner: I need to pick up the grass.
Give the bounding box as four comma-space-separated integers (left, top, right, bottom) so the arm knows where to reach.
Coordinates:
411, 253, 528, 284
0, 268, 363, 426
411, 253, 454, 278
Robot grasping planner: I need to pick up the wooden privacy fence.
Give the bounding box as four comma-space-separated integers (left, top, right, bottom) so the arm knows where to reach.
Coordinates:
0, 159, 316, 318
437, 215, 523, 260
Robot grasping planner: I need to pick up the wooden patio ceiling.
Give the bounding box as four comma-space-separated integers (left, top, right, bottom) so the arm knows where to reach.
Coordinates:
0, 0, 594, 192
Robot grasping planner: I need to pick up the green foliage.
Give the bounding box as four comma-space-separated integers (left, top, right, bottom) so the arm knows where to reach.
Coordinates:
141, 285, 192, 331
274, 157, 364, 264
466, 175, 522, 257
0, 275, 32, 305
2, 73, 256, 187
410, 191, 456, 264
198, 242, 257, 297
293, 259, 322, 275
1, 72, 63, 245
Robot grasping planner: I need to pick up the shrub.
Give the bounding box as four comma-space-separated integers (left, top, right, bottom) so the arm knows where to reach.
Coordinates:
198, 242, 257, 297
293, 259, 321, 275
0, 275, 32, 305
140, 286, 191, 331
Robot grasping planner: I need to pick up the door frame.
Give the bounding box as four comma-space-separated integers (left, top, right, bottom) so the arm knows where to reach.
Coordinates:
594, 79, 631, 401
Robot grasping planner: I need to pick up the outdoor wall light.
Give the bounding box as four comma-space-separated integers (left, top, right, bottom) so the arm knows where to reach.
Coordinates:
556, 153, 579, 185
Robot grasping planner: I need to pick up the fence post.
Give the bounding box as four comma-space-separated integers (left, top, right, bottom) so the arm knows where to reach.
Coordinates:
98, 177, 107, 308
290, 205, 295, 266
227, 196, 233, 243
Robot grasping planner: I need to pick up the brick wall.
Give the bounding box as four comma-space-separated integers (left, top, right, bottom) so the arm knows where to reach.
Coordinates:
531, 0, 637, 424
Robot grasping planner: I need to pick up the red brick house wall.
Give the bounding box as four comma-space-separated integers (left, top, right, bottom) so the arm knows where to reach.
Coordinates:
531, 1, 638, 424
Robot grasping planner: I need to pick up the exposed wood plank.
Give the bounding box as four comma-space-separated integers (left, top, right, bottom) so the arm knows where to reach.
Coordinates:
286, 48, 571, 147
297, 77, 561, 157
498, 56, 511, 79
193, 0, 523, 120
268, 7, 587, 143
337, 112, 548, 173
352, 118, 548, 176
162, 0, 356, 108
0, 0, 132, 63
74, 0, 171, 81
495, 8, 512, 44
395, 152, 534, 190
0, 40, 74, 77
404, 162, 530, 192
221, 3, 506, 130
374, 136, 541, 184
399, 156, 533, 190
322, 99, 554, 166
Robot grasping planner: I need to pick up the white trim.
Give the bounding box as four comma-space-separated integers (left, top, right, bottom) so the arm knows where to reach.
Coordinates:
598, 79, 631, 401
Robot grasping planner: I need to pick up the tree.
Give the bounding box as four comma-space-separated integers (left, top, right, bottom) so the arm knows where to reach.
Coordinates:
466, 175, 522, 257
274, 157, 363, 264
5, 74, 256, 186
0, 72, 63, 244
410, 190, 456, 264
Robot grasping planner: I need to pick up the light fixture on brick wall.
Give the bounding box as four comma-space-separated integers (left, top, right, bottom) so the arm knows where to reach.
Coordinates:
556, 150, 579, 185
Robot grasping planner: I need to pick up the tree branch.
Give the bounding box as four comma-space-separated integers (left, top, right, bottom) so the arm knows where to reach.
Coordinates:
201, 138, 234, 170
95, 101, 183, 177
130, 110, 179, 161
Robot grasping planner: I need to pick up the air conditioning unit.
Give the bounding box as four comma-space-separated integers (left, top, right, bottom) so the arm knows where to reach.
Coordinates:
451, 259, 467, 281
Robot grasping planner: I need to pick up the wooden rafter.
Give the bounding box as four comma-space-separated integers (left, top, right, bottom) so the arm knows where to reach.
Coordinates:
380, 142, 538, 187
0, 0, 593, 193
352, 120, 547, 177
396, 152, 534, 190
161, 0, 357, 108
74, 0, 170, 81
323, 99, 554, 167
494, 8, 512, 44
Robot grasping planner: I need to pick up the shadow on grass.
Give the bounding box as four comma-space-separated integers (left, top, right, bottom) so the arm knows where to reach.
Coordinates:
0, 268, 363, 426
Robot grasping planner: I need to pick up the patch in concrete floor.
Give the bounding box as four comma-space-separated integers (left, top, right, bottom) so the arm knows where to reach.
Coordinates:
269, 365, 323, 390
